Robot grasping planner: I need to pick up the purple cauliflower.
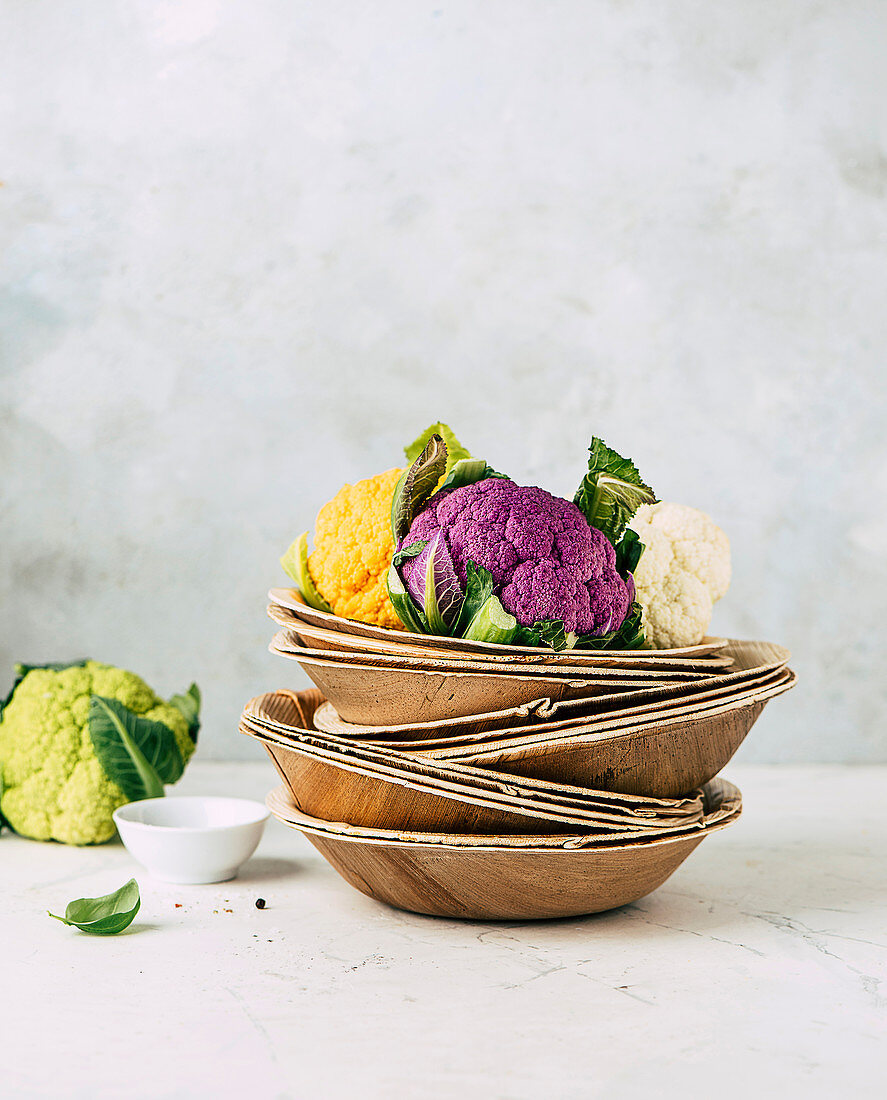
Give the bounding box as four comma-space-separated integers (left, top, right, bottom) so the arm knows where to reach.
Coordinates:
400, 478, 630, 635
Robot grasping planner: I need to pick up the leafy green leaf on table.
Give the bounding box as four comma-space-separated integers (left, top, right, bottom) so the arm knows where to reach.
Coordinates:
404, 422, 471, 474
280, 532, 334, 614
89, 696, 184, 801
48, 878, 140, 935
385, 563, 431, 634
391, 434, 449, 543
574, 438, 656, 545
168, 683, 201, 745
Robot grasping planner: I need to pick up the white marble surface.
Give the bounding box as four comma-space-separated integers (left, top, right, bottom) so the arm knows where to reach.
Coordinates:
2, 2, 886, 763
4, 762, 885, 1099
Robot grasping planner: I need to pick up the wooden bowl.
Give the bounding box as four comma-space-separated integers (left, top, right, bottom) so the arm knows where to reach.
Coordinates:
320, 671, 790, 753
308, 638, 790, 739
244, 691, 708, 820
267, 602, 735, 673
242, 705, 707, 837
270, 628, 714, 682
431, 671, 795, 797
271, 642, 657, 724
269, 588, 730, 660
265, 780, 740, 849
271, 630, 788, 726
261, 784, 655, 849
251, 726, 618, 835
313, 669, 789, 749
264, 779, 743, 919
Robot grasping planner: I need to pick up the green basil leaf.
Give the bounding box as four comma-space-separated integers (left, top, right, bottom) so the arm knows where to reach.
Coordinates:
280, 531, 333, 613
48, 878, 140, 935
391, 434, 448, 543
404, 422, 471, 472
168, 683, 201, 746
574, 438, 656, 545
385, 563, 431, 634
455, 560, 494, 636
89, 697, 183, 801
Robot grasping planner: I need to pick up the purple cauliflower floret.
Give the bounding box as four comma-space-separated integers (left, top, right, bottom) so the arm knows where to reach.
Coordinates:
401, 478, 630, 635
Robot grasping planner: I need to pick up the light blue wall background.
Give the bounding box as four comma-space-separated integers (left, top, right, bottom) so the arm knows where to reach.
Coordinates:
2, 2, 885, 761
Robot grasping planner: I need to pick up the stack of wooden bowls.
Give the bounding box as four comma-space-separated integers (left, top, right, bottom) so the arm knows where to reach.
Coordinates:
241, 587, 795, 920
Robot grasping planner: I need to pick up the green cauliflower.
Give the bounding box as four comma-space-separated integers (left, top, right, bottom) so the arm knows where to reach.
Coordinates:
0, 661, 199, 845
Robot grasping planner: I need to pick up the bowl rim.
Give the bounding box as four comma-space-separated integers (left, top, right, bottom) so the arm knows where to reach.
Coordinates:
269, 631, 716, 681
268, 587, 736, 660
268, 605, 737, 672
269, 640, 674, 687
113, 795, 270, 832
265, 782, 741, 853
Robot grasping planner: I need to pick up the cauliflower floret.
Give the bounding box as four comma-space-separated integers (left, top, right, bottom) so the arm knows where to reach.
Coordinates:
308, 467, 405, 630
629, 502, 731, 648
0, 662, 196, 845
401, 478, 630, 635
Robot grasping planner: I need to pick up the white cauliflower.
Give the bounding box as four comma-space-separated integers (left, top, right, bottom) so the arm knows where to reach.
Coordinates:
629, 502, 731, 648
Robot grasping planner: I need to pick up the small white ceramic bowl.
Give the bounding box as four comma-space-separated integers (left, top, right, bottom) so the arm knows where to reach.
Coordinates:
113, 796, 270, 884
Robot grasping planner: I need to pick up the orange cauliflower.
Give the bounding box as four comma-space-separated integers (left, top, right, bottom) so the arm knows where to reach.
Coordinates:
306, 467, 405, 630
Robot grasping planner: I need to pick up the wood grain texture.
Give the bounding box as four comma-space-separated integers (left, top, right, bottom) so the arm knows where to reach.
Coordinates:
240, 687, 760, 829
243, 716, 709, 837
314, 668, 790, 749
246, 691, 706, 816
270, 632, 789, 726
306, 833, 706, 919
274, 648, 644, 724
264, 780, 742, 920
264, 781, 741, 848
246, 672, 792, 800
439, 692, 788, 798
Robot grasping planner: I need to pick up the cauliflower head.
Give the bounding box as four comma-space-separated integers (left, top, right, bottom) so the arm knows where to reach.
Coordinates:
308, 467, 405, 630
402, 478, 631, 635
0, 662, 195, 845
629, 502, 731, 648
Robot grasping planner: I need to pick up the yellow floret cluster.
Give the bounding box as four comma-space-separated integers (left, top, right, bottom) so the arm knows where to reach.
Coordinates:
308, 467, 405, 630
